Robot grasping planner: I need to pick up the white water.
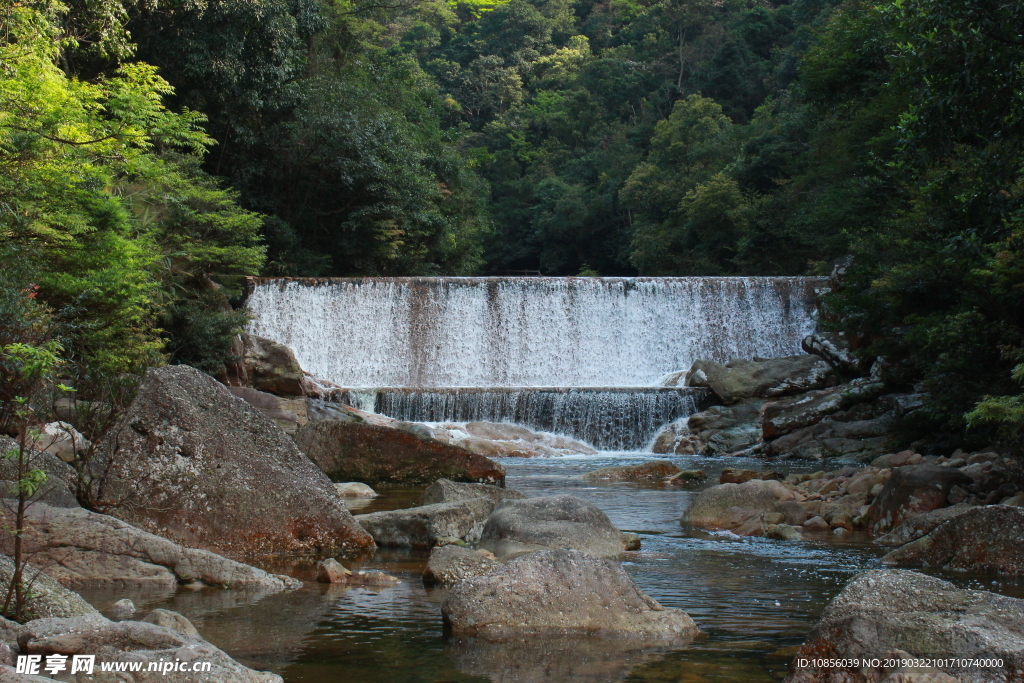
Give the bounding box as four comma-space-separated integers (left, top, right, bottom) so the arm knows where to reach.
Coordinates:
365, 387, 709, 451
246, 277, 822, 388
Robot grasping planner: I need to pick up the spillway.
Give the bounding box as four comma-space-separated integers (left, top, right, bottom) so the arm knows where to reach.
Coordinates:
246, 277, 822, 388
246, 276, 822, 449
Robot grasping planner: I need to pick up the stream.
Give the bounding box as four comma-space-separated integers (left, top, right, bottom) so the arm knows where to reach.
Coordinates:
76, 451, 1024, 682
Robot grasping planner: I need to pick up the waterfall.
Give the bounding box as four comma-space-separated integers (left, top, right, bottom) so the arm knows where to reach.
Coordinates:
246, 277, 822, 388
339, 387, 711, 451
246, 276, 821, 450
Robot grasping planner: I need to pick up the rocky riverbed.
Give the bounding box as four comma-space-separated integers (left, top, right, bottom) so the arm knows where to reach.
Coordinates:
4, 335, 1023, 682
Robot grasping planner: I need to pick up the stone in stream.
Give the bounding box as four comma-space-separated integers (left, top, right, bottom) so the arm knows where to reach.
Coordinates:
0, 502, 300, 591
784, 569, 1024, 683
5, 614, 283, 682
866, 465, 972, 533
141, 609, 200, 637
335, 482, 378, 498
417, 478, 525, 506
422, 545, 499, 586
681, 479, 797, 536
355, 498, 496, 548
294, 420, 505, 486
442, 549, 700, 641
95, 365, 374, 556
881, 505, 1024, 574
581, 460, 680, 482
478, 495, 629, 559
108, 598, 136, 619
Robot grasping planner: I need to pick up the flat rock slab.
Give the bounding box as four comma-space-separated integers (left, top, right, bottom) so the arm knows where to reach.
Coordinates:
0, 503, 298, 590
581, 461, 680, 482
479, 495, 627, 559
294, 420, 504, 486
96, 366, 373, 556
356, 498, 496, 548
784, 569, 1024, 682
442, 549, 699, 641
875, 503, 974, 548
882, 505, 1024, 574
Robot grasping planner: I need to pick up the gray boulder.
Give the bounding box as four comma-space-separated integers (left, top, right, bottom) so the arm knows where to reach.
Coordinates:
784, 569, 1024, 682
238, 333, 305, 397
442, 549, 699, 641
685, 355, 837, 404
801, 331, 867, 373
882, 505, 1024, 574
0, 503, 297, 590
141, 609, 200, 637
16, 614, 283, 682
479, 495, 627, 559
417, 479, 525, 506
95, 366, 373, 556
681, 479, 797, 536
355, 498, 496, 548
0, 556, 97, 620
682, 399, 766, 456
422, 545, 499, 586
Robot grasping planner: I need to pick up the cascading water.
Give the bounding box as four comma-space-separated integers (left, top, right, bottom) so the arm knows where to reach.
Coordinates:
246, 276, 822, 449
353, 387, 711, 451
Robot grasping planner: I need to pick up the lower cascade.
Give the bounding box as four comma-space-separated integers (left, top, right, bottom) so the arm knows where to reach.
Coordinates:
342, 387, 711, 451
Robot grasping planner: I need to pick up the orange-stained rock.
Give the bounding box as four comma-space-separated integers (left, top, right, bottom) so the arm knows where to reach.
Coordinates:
294, 420, 504, 487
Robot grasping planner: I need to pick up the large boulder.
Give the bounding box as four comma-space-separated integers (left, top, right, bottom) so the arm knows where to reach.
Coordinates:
355, 498, 496, 548
479, 495, 627, 559
881, 505, 1024, 574
96, 365, 373, 556
293, 420, 504, 487
10, 614, 282, 682
0, 503, 297, 590
680, 399, 766, 456
684, 355, 837, 404
581, 460, 680, 482
0, 556, 97, 620
442, 549, 699, 641
417, 479, 525, 506
238, 333, 305, 397
866, 465, 972, 533
681, 479, 797, 536
422, 545, 499, 586
784, 569, 1024, 682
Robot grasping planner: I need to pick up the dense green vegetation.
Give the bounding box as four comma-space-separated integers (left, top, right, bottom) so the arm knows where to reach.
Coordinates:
1, 0, 1022, 452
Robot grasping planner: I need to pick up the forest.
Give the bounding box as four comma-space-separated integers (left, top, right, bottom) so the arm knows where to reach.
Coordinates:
1, 0, 1022, 455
